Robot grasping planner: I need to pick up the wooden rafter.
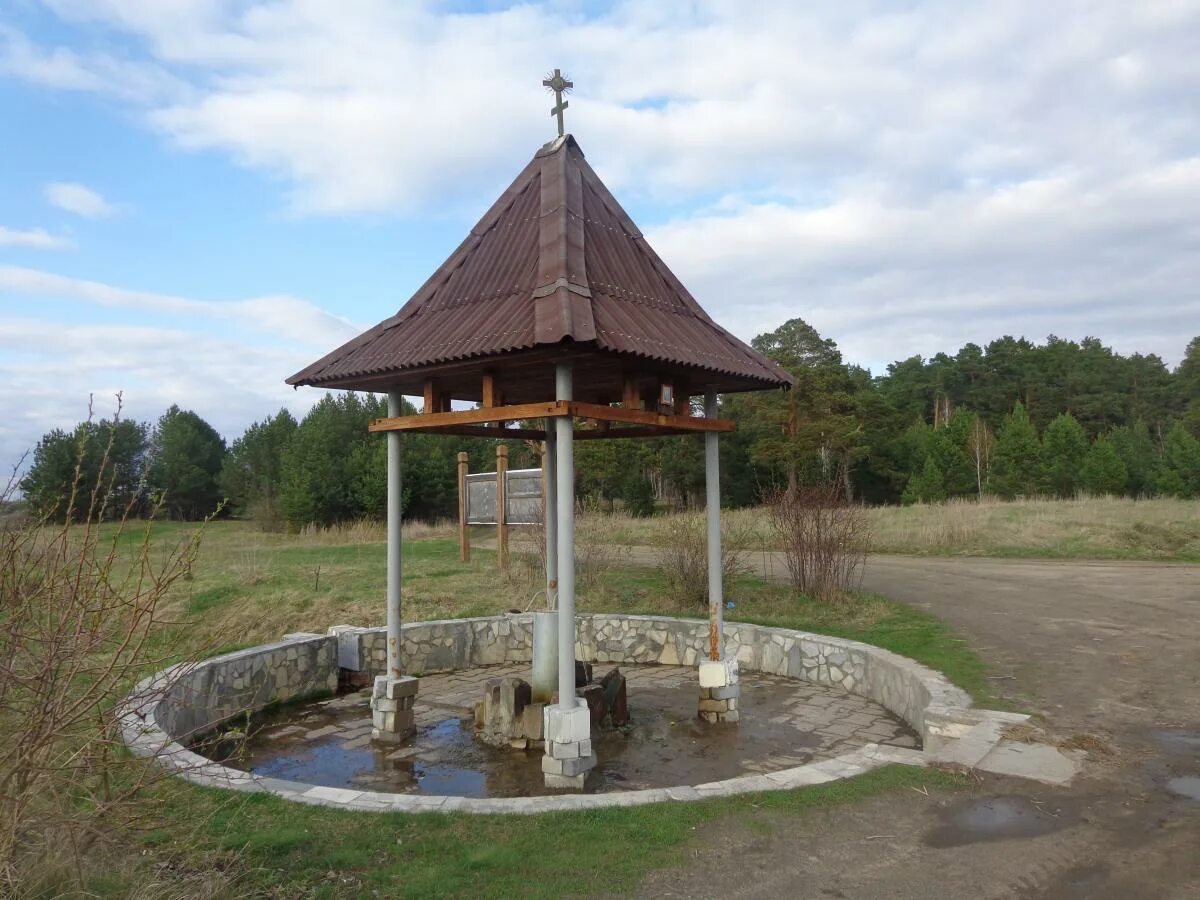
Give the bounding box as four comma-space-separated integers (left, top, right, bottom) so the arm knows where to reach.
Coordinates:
368, 399, 733, 436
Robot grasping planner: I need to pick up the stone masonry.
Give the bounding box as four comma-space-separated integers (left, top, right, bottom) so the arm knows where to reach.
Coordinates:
698, 656, 740, 723
371, 674, 418, 742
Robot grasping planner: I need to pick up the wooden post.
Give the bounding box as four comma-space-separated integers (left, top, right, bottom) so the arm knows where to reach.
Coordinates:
496, 444, 509, 571
457, 451, 470, 562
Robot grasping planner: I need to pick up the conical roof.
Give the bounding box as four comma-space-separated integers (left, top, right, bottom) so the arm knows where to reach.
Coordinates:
288, 135, 793, 401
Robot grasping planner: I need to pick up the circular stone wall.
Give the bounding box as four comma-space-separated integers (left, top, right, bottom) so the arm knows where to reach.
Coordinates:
118, 613, 982, 814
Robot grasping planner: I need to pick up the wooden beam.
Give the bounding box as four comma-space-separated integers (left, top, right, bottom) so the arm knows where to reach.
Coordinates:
575, 425, 694, 440
457, 452, 470, 562
423, 425, 548, 440
566, 401, 734, 433
495, 444, 508, 572
481, 371, 499, 408
621, 377, 642, 410
422, 378, 436, 414
369, 401, 568, 433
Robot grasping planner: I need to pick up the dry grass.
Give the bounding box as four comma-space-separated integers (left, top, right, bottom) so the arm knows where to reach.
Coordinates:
866, 496, 1200, 560
590, 496, 1200, 562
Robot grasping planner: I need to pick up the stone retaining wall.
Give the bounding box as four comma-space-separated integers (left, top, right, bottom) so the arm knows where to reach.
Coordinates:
152, 635, 338, 741
348, 614, 969, 740
119, 613, 999, 814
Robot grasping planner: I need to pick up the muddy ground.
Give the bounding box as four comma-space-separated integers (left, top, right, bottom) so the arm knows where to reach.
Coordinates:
632, 555, 1200, 899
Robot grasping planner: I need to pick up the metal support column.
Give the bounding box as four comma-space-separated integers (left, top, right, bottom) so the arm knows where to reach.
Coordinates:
386, 389, 404, 679
555, 365, 576, 708
544, 429, 558, 608
705, 390, 723, 662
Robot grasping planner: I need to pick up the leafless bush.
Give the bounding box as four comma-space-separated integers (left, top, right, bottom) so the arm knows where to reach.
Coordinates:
297, 517, 452, 545
767, 485, 868, 603
234, 540, 273, 586
659, 512, 751, 607
0, 401, 223, 893
576, 513, 631, 592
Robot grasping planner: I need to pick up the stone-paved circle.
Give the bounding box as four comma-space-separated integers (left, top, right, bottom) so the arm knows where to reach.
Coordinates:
117, 613, 1010, 813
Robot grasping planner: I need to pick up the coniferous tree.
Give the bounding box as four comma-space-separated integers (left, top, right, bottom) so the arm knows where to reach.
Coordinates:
1178, 336, 1200, 437
1040, 412, 1089, 497
990, 402, 1042, 498
901, 456, 946, 504
147, 406, 226, 520
1080, 437, 1128, 496
281, 393, 384, 526
1108, 423, 1158, 497
1155, 423, 1200, 498
21, 418, 147, 521
220, 409, 297, 526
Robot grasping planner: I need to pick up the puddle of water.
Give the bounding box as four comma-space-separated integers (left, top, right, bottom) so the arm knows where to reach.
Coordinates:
1165, 776, 1200, 801
1150, 729, 1200, 756
924, 796, 1069, 848
201, 665, 919, 798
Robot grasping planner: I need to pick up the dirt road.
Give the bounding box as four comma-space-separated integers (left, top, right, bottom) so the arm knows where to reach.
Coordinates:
633, 554, 1200, 899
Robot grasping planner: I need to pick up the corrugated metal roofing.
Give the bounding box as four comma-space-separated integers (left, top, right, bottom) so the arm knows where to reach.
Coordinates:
288, 135, 793, 393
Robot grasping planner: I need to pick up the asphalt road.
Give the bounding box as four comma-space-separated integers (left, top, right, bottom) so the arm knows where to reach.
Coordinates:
631, 554, 1200, 899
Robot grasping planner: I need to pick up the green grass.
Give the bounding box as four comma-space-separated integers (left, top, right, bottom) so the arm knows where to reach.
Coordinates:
69, 520, 997, 897
139, 765, 967, 899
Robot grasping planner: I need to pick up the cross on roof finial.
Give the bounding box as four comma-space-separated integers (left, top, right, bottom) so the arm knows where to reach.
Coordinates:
542, 68, 573, 138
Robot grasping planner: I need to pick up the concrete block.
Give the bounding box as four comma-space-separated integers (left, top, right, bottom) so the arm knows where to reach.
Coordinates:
521, 702, 545, 741
328, 625, 367, 669
541, 753, 596, 777
709, 684, 740, 701
698, 656, 738, 688
544, 772, 586, 790
544, 703, 591, 744
386, 675, 419, 700
548, 740, 580, 760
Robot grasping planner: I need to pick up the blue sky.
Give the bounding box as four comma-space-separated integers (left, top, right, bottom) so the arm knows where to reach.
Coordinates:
2, 1, 1198, 468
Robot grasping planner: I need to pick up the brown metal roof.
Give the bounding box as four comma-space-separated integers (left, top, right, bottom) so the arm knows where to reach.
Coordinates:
288, 135, 793, 396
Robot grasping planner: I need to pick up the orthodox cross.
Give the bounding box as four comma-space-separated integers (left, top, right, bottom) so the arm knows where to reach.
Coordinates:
542, 68, 573, 137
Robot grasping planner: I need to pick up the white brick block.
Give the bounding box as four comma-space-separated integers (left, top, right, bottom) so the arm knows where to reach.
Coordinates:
386, 675, 419, 700
698, 656, 739, 688
544, 703, 591, 744
328, 625, 367, 669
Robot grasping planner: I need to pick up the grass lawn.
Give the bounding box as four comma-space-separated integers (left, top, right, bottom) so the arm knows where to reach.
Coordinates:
598, 496, 1200, 562
59, 520, 992, 898
141, 764, 965, 899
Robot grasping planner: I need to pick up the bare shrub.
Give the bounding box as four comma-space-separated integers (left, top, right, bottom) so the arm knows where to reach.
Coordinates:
233, 540, 273, 586
575, 513, 630, 592
297, 517, 453, 545
767, 485, 868, 603
659, 512, 751, 608
0, 402, 226, 893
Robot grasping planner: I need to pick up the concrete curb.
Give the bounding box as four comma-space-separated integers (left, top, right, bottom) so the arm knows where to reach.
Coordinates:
118, 614, 1074, 814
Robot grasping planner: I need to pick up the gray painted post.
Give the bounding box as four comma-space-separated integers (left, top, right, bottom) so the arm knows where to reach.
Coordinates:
386, 389, 404, 679
544, 429, 558, 608
705, 390, 723, 661
554, 365, 576, 708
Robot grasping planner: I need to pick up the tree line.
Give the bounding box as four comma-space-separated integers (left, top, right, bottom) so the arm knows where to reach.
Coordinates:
19, 325, 1200, 525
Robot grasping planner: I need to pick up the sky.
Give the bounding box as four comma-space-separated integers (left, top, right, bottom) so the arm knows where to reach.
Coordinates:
1, 0, 1198, 470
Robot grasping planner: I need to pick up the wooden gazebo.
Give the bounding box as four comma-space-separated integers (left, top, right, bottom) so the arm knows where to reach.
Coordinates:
289, 121, 792, 788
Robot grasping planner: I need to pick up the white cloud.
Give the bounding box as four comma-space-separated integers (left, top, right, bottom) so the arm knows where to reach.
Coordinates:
0, 266, 361, 468
2, 1, 1199, 374
44, 182, 119, 218
0, 226, 73, 250
0, 24, 182, 103
0, 265, 361, 348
